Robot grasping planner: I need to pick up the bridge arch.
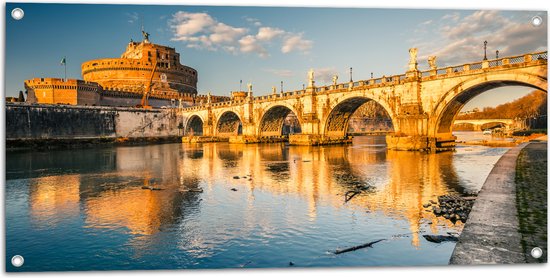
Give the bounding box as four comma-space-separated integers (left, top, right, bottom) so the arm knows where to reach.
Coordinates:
432, 72, 547, 136
322, 95, 396, 138
184, 114, 204, 136
258, 103, 302, 137
216, 110, 243, 137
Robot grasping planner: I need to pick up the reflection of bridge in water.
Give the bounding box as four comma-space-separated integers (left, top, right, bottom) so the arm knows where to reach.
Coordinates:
24, 139, 476, 249
179, 50, 547, 152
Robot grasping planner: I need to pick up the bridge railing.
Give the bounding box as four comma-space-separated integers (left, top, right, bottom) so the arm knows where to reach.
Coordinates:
179, 51, 547, 112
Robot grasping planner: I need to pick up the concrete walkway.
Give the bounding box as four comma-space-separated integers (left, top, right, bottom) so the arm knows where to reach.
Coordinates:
450, 143, 530, 264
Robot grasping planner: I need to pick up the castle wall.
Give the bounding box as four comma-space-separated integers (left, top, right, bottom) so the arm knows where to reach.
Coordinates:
5, 103, 183, 143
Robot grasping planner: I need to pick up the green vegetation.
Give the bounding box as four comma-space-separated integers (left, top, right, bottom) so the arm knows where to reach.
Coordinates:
515, 143, 547, 263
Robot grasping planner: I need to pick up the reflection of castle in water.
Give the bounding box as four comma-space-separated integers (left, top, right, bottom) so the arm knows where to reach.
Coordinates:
28, 145, 201, 239
28, 138, 465, 249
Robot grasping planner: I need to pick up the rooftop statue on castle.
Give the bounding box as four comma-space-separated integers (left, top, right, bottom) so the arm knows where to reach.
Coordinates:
142, 30, 150, 43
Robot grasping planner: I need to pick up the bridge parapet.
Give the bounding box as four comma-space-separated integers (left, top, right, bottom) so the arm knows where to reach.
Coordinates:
420, 51, 547, 79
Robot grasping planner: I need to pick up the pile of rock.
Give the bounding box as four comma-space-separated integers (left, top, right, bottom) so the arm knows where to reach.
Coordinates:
424, 195, 476, 223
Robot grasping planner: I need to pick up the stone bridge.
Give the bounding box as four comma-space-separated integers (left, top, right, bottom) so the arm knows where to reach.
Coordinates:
178, 50, 547, 152
453, 119, 516, 131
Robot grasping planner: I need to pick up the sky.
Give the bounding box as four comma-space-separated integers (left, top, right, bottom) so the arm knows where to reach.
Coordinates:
4, 3, 547, 110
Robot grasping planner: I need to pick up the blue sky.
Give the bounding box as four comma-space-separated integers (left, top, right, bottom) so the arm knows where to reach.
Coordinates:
4, 3, 547, 110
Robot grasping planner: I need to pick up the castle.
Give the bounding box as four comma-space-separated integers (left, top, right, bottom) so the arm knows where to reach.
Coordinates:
24, 31, 229, 107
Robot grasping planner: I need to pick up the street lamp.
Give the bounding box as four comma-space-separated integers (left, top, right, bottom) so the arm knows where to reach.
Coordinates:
371, 72, 373, 79
350, 67, 353, 82
280, 81, 283, 93
483, 40, 488, 60
496, 50, 499, 59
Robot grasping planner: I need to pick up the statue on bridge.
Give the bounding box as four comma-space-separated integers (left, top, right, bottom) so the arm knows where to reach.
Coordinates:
247, 83, 253, 97
272, 86, 277, 95
408, 47, 418, 71
207, 91, 211, 104
308, 69, 315, 87
332, 74, 338, 85
428, 56, 437, 70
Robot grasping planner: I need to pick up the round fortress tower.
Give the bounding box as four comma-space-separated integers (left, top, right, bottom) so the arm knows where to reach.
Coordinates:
81, 32, 197, 96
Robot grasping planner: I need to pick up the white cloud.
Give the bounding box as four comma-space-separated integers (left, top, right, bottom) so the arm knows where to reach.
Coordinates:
414, 11, 547, 67
282, 34, 313, 54
126, 12, 139, 24
263, 68, 294, 77
314, 67, 338, 84
239, 35, 268, 57
420, 20, 433, 26
256, 27, 285, 41
169, 11, 313, 57
209, 23, 247, 44
170, 11, 215, 39
244, 16, 262, 27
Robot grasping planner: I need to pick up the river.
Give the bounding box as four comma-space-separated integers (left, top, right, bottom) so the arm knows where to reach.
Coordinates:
5, 134, 509, 271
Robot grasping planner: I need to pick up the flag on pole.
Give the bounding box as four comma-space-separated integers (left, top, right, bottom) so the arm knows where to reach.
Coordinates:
60, 57, 66, 65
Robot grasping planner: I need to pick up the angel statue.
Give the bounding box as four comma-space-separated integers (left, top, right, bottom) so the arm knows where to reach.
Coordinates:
408, 47, 418, 71
332, 74, 339, 85
428, 56, 437, 70
308, 69, 315, 87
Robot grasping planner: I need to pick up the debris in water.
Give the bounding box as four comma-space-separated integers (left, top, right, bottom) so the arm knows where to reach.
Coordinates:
333, 239, 385, 254
141, 186, 162, 191
240, 261, 252, 268
423, 235, 459, 243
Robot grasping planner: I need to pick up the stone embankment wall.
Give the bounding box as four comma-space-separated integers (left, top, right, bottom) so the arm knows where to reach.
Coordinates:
5, 103, 183, 142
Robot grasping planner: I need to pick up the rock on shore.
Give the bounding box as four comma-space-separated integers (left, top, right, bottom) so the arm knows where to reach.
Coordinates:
427, 195, 476, 223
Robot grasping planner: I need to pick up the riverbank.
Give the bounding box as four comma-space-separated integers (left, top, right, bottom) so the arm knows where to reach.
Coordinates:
450, 136, 547, 264
456, 133, 546, 148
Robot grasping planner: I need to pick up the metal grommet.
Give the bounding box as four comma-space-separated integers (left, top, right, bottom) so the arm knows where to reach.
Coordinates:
532, 16, 543, 27
11, 255, 24, 267
11, 8, 24, 20
531, 247, 543, 259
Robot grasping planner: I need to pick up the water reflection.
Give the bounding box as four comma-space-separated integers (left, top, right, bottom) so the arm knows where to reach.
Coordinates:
6, 136, 508, 270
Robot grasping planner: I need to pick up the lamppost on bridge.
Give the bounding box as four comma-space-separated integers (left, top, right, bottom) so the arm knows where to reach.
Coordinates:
280, 81, 284, 94
496, 50, 499, 59
349, 67, 353, 82
302, 84, 305, 90
371, 72, 373, 79
483, 40, 488, 60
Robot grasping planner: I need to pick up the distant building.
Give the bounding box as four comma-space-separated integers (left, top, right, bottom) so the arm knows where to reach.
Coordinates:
24, 32, 229, 107
25, 78, 101, 106
5, 97, 18, 103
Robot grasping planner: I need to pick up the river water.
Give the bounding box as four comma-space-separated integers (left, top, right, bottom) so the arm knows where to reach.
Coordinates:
5, 135, 509, 271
